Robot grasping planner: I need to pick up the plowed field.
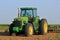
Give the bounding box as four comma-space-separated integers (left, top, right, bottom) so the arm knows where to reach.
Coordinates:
0, 30, 59, 40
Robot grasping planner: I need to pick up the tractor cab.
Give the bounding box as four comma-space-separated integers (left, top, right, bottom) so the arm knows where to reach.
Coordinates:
20, 8, 38, 23
18, 8, 37, 18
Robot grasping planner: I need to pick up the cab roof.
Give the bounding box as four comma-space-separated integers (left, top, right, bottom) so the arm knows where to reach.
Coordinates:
20, 8, 37, 10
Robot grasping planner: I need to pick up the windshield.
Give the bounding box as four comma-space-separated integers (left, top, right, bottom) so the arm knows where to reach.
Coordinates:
21, 9, 37, 17
21, 10, 32, 17
26, 10, 32, 16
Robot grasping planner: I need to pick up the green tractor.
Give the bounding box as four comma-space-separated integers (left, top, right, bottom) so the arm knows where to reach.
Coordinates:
9, 8, 48, 36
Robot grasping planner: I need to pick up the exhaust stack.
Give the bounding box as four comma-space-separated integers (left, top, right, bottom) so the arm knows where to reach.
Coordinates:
18, 8, 21, 18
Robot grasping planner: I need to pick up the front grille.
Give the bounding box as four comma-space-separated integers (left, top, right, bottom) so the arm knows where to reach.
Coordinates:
13, 21, 21, 27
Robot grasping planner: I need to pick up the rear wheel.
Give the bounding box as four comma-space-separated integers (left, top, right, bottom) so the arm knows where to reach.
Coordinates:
38, 19, 48, 34
25, 23, 34, 36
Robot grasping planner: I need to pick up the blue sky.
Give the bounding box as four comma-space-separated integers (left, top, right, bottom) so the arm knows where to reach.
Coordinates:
0, 0, 60, 24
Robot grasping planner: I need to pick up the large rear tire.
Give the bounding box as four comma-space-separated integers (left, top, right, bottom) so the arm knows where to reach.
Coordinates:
38, 19, 48, 34
25, 23, 34, 36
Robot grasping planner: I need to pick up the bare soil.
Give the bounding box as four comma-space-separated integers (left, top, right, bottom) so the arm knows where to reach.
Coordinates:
0, 30, 59, 40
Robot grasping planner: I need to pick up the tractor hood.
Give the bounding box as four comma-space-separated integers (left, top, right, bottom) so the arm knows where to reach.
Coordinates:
14, 16, 28, 22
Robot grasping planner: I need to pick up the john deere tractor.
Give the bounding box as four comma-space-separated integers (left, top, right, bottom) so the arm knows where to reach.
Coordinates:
9, 8, 48, 36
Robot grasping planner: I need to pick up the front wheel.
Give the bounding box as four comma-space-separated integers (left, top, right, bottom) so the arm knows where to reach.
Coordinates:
24, 23, 34, 36
9, 24, 17, 36
38, 19, 48, 34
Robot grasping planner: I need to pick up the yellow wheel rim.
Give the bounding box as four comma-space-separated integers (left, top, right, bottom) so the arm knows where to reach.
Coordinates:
28, 25, 33, 35
44, 22, 48, 33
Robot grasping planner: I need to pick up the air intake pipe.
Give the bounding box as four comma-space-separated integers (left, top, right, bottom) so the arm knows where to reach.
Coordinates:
18, 8, 21, 18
